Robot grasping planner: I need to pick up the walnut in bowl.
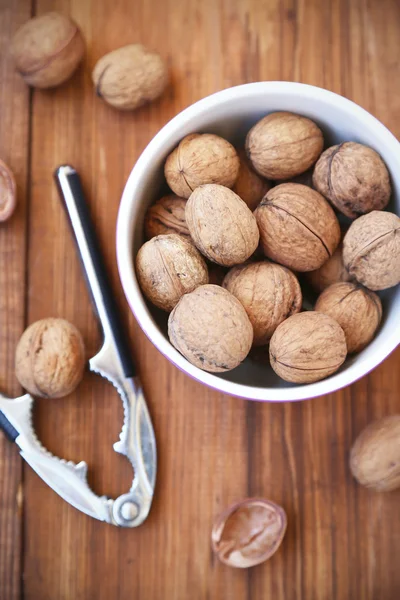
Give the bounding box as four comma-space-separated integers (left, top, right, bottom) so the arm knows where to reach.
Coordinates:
255, 183, 340, 271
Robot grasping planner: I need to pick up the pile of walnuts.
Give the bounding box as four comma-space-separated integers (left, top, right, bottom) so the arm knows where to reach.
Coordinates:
136, 111, 400, 383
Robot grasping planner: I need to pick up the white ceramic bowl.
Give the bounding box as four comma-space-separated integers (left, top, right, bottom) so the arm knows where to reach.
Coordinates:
117, 82, 400, 402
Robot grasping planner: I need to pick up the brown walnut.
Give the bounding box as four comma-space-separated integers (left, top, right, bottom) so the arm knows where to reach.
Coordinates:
11, 12, 85, 88
185, 184, 259, 266
350, 415, 400, 492
211, 498, 287, 568
306, 242, 351, 292
0, 160, 17, 222
232, 149, 272, 211
164, 134, 239, 198
246, 112, 323, 180
269, 311, 347, 383
315, 282, 382, 353
15, 318, 86, 398
313, 142, 391, 218
136, 234, 208, 312
144, 194, 189, 240
223, 261, 302, 345
343, 210, 400, 290
254, 183, 340, 272
168, 284, 253, 372
92, 44, 168, 111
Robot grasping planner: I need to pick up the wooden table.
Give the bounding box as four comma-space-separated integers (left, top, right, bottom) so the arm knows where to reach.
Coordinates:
1, 0, 400, 598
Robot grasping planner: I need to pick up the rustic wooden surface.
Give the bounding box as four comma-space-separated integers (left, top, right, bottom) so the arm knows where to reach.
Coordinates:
0, 0, 400, 598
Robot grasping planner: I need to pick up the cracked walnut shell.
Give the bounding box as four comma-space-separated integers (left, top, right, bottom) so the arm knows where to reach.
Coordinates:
223, 261, 302, 345
350, 415, 400, 492
168, 284, 253, 372
315, 282, 382, 353
92, 44, 168, 111
211, 498, 287, 568
269, 311, 347, 383
313, 142, 391, 219
15, 318, 86, 398
144, 194, 189, 240
254, 183, 340, 272
246, 112, 324, 180
186, 184, 259, 266
343, 211, 400, 290
164, 134, 239, 198
136, 234, 208, 312
11, 12, 85, 88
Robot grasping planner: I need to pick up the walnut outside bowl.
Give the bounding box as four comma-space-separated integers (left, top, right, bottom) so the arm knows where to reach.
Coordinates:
117, 82, 400, 402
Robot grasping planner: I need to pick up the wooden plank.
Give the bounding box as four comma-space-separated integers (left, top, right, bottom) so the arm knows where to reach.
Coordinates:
0, 1, 32, 598
23, 1, 248, 599
20, 0, 400, 599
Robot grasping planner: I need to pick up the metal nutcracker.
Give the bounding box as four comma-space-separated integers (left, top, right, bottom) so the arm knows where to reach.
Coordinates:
0, 165, 156, 527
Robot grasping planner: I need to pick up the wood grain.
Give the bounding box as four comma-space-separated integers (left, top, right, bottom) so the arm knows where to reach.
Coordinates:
0, 1, 31, 599
0, 0, 399, 599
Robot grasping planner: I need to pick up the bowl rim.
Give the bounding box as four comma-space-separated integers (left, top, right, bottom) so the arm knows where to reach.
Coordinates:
117, 81, 400, 402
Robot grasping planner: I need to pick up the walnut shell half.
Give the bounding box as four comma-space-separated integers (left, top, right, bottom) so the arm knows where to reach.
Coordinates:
92, 44, 168, 111
350, 415, 400, 492
255, 183, 341, 272
246, 112, 323, 180
144, 194, 189, 240
164, 134, 239, 198
168, 284, 253, 372
343, 210, 400, 290
313, 142, 391, 219
211, 498, 287, 568
136, 234, 208, 312
223, 261, 302, 345
186, 184, 259, 266
315, 282, 382, 353
11, 12, 85, 88
269, 311, 347, 383
15, 318, 86, 398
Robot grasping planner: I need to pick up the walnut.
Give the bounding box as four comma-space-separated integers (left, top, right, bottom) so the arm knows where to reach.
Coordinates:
0, 160, 17, 222
306, 242, 351, 292
92, 44, 168, 111
185, 184, 259, 266
15, 318, 86, 398
315, 282, 382, 353
313, 142, 391, 218
211, 498, 287, 568
223, 261, 302, 345
246, 112, 323, 180
232, 149, 272, 211
11, 12, 85, 88
350, 415, 400, 492
144, 194, 189, 240
269, 311, 347, 383
168, 284, 253, 372
254, 183, 340, 272
164, 134, 239, 198
343, 211, 400, 290
136, 234, 208, 312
